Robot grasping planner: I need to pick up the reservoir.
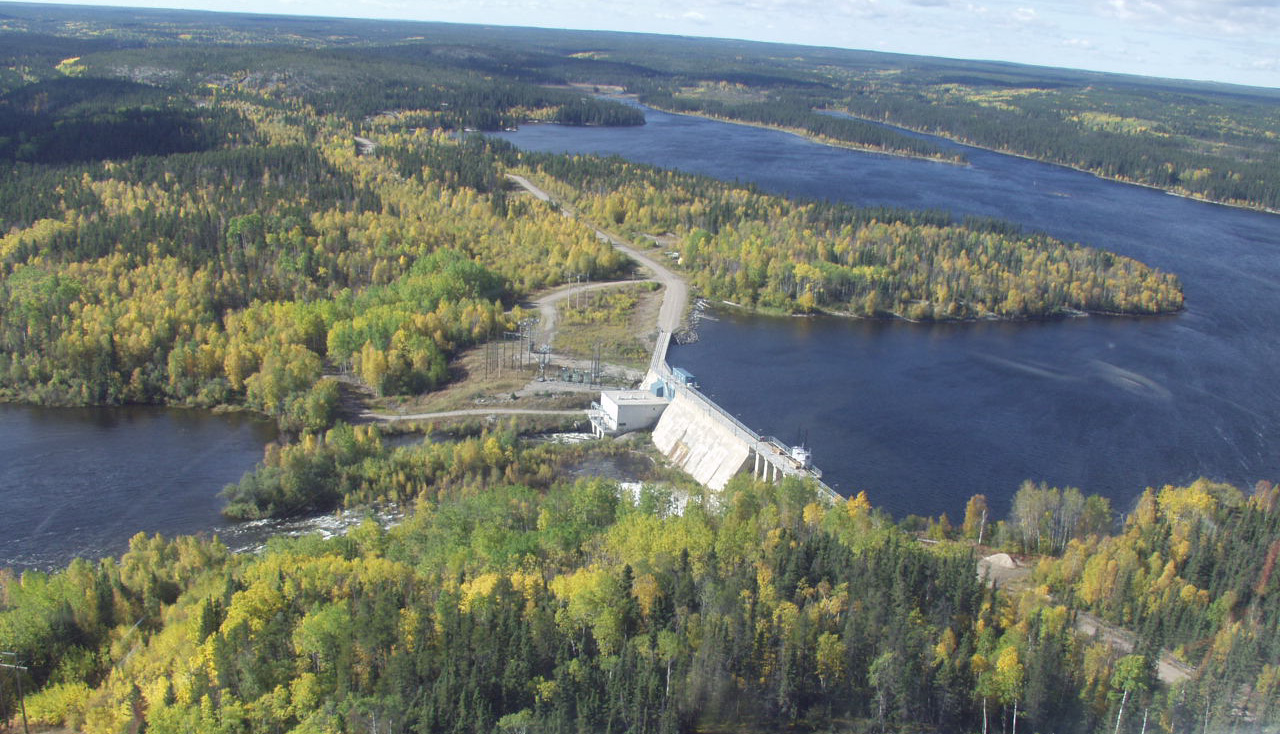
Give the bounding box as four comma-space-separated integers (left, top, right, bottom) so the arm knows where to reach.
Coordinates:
4, 104, 1277, 570
497, 106, 1280, 520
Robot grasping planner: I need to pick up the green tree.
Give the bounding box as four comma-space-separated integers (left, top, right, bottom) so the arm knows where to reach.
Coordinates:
1109, 655, 1149, 734
963, 493, 990, 543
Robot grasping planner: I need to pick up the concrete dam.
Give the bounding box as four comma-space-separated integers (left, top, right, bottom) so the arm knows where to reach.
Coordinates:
591, 331, 838, 499
510, 173, 833, 498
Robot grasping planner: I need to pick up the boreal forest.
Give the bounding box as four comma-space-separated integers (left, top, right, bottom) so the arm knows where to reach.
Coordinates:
0, 4, 1276, 734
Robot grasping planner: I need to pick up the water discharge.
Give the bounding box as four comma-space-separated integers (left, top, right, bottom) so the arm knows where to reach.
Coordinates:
0, 405, 276, 571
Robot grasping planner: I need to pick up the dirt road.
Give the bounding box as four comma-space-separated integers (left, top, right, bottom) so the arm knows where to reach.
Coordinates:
977, 553, 1193, 685
359, 175, 689, 427
507, 174, 689, 335
1075, 612, 1193, 685
362, 408, 585, 422
531, 278, 655, 347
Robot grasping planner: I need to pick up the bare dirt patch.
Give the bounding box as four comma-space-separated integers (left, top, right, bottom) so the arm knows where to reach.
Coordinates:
977, 552, 1034, 589
361, 346, 576, 417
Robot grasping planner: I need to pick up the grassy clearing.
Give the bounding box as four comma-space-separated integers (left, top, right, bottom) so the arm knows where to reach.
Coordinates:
553, 282, 662, 370
377, 412, 590, 438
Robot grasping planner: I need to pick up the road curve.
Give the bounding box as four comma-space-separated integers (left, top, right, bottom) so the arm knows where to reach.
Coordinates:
507, 174, 689, 335
362, 176, 689, 428
531, 278, 655, 347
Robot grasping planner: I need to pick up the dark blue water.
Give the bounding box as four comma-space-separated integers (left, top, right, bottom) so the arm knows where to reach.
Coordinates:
497, 107, 1280, 520
0, 404, 276, 571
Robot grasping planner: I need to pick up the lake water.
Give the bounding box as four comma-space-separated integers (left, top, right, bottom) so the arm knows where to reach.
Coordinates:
497, 107, 1280, 520
0, 404, 276, 571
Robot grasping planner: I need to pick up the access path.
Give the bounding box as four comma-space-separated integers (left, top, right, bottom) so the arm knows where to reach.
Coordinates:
530, 278, 655, 348
506, 174, 689, 336
362, 407, 584, 422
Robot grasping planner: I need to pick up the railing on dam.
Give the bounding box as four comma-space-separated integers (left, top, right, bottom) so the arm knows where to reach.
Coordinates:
684, 385, 760, 449
649, 330, 672, 382
648, 330, 840, 503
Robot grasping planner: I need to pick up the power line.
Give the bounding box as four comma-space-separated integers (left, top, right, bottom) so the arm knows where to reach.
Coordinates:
0, 653, 30, 734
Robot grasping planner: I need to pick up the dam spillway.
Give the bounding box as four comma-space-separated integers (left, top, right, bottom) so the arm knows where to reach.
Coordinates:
651, 389, 753, 490
637, 331, 839, 499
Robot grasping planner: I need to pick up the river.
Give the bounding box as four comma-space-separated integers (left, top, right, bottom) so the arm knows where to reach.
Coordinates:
496, 106, 1280, 520
0, 404, 277, 572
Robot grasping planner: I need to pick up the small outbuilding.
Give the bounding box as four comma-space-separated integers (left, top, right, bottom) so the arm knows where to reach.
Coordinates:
671, 367, 698, 387
589, 390, 670, 437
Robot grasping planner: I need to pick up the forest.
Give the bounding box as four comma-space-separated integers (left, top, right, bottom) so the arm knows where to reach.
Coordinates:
524, 154, 1182, 319
4, 3, 1276, 210
0, 5, 1274, 733
0, 7, 1184, 425
2, 428, 1277, 733
0, 90, 632, 423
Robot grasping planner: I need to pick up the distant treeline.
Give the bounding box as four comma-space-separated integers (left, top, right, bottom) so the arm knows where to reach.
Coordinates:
643, 90, 964, 162
78, 44, 647, 131
0, 77, 251, 164
840, 86, 1280, 210
3, 4, 1275, 209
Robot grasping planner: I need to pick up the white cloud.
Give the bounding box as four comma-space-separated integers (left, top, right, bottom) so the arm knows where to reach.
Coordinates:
1245, 56, 1280, 72
54, 0, 1276, 87
1099, 0, 1280, 35
710, 0, 882, 15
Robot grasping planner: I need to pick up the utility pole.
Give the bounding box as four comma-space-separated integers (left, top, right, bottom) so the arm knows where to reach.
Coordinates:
574, 273, 588, 312
518, 318, 536, 371
0, 652, 30, 734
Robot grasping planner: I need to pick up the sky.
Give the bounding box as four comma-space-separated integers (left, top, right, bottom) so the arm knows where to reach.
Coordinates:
24, 0, 1280, 88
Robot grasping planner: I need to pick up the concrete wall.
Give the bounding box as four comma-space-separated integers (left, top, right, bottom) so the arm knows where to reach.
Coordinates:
651, 390, 753, 490
642, 329, 839, 500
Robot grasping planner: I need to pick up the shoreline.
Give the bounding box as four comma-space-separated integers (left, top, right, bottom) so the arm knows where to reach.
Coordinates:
613, 98, 1279, 216
826, 108, 1280, 217
642, 103, 969, 167
504, 146, 1183, 326
525, 101, 1278, 216
714, 297, 1183, 325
